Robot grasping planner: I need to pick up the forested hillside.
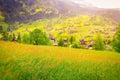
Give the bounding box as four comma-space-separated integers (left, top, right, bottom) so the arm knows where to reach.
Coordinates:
0, 0, 88, 23
0, 0, 120, 24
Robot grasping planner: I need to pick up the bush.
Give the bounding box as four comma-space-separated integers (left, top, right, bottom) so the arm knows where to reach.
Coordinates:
29, 29, 50, 45
93, 33, 105, 50
72, 42, 81, 49
112, 24, 120, 53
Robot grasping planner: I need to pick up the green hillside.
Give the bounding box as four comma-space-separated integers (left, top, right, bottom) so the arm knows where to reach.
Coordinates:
0, 41, 120, 80
13, 15, 115, 42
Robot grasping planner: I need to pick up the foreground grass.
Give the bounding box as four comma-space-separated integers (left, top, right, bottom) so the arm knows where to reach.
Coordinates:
0, 41, 120, 80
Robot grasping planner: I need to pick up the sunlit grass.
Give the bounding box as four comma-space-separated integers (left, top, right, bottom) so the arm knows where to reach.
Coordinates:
0, 41, 120, 80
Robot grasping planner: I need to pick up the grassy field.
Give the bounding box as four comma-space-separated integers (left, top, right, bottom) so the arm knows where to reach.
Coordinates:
0, 41, 120, 80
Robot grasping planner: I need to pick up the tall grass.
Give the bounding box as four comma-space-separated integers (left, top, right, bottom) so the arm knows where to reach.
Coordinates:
0, 41, 120, 80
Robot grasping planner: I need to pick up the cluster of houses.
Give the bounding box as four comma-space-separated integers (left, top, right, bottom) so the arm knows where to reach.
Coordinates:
49, 33, 94, 49
49, 27, 116, 49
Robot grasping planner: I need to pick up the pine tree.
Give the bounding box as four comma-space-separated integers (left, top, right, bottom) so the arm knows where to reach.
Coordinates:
1, 31, 9, 41
8, 34, 13, 41
58, 38, 64, 46
69, 36, 75, 44
12, 33, 16, 41
17, 33, 21, 43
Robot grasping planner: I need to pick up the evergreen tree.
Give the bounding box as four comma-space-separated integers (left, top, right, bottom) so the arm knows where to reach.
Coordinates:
12, 33, 16, 41
69, 36, 75, 44
1, 31, 9, 41
58, 38, 64, 46
17, 33, 21, 43
8, 34, 13, 41
93, 33, 105, 50
112, 24, 120, 53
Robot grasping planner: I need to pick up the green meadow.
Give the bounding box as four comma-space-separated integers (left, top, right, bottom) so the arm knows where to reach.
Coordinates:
0, 41, 120, 80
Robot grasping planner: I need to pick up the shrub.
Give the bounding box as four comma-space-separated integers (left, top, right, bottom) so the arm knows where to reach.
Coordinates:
72, 42, 81, 49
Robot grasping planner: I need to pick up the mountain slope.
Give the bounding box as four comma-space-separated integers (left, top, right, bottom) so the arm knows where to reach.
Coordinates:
0, 0, 85, 23
0, 0, 120, 25
97, 9, 120, 24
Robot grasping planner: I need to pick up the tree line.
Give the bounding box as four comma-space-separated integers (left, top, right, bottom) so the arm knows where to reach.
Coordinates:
1, 24, 120, 53
1, 29, 50, 45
